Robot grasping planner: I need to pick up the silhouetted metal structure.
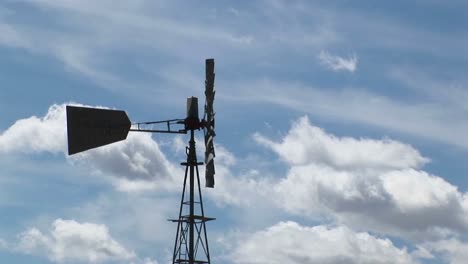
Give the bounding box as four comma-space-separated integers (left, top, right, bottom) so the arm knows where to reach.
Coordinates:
66, 59, 217, 264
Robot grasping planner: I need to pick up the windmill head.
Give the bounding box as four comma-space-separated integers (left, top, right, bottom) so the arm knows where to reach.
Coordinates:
185, 97, 200, 131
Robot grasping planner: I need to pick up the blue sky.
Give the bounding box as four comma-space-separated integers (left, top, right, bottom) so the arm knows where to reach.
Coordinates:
1, 1, 468, 263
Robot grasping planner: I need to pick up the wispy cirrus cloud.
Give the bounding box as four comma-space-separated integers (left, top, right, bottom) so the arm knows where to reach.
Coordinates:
389, 66, 468, 111
222, 78, 468, 149
0, 0, 338, 102
318, 50, 358, 72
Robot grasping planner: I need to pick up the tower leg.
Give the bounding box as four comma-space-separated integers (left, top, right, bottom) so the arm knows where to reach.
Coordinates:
171, 130, 214, 264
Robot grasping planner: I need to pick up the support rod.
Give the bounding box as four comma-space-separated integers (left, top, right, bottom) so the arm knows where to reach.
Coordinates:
189, 129, 195, 264
129, 129, 186, 134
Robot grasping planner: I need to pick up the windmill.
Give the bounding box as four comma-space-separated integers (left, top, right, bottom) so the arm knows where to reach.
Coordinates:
66, 59, 217, 264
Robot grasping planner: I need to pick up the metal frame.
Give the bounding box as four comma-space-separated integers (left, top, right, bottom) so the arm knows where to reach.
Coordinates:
170, 130, 214, 264
66, 59, 216, 264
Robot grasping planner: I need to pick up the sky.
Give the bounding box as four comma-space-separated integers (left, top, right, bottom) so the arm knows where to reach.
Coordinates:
0, 1, 468, 263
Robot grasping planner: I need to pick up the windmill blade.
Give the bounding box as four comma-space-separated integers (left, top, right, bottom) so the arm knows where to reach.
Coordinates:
204, 58, 216, 188
66, 105, 131, 155
205, 59, 215, 107
205, 126, 215, 187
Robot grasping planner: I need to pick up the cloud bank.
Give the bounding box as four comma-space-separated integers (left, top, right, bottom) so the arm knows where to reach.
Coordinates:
253, 116, 468, 240
3, 104, 468, 263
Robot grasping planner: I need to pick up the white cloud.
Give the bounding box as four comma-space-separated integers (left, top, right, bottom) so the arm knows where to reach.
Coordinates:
137, 259, 159, 264
0, 21, 31, 49
207, 158, 272, 207
228, 221, 417, 264
15, 219, 135, 263
390, 67, 468, 112
254, 116, 468, 240
72, 132, 180, 192
0, 104, 66, 154
0, 238, 7, 249
421, 238, 468, 264
254, 116, 428, 170
381, 169, 460, 212
68, 192, 178, 247
318, 50, 358, 72
0, 103, 179, 192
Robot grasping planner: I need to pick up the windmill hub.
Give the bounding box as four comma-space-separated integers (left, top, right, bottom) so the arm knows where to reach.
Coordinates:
185, 97, 201, 131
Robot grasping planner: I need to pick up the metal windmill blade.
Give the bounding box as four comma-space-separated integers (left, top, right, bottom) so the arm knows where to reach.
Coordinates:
204, 58, 216, 188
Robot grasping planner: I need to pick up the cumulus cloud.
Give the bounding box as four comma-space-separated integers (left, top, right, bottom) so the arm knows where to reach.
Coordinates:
254, 116, 468, 240
198, 142, 280, 211
318, 50, 358, 72
421, 238, 468, 264
72, 132, 180, 192
228, 221, 417, 264
0, 104, 66, 154
275, 165, 468, 240
0, 103, 179, 191
207, 160, 272, 207
254, 116, 428, 170
15, 219, 135, 263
